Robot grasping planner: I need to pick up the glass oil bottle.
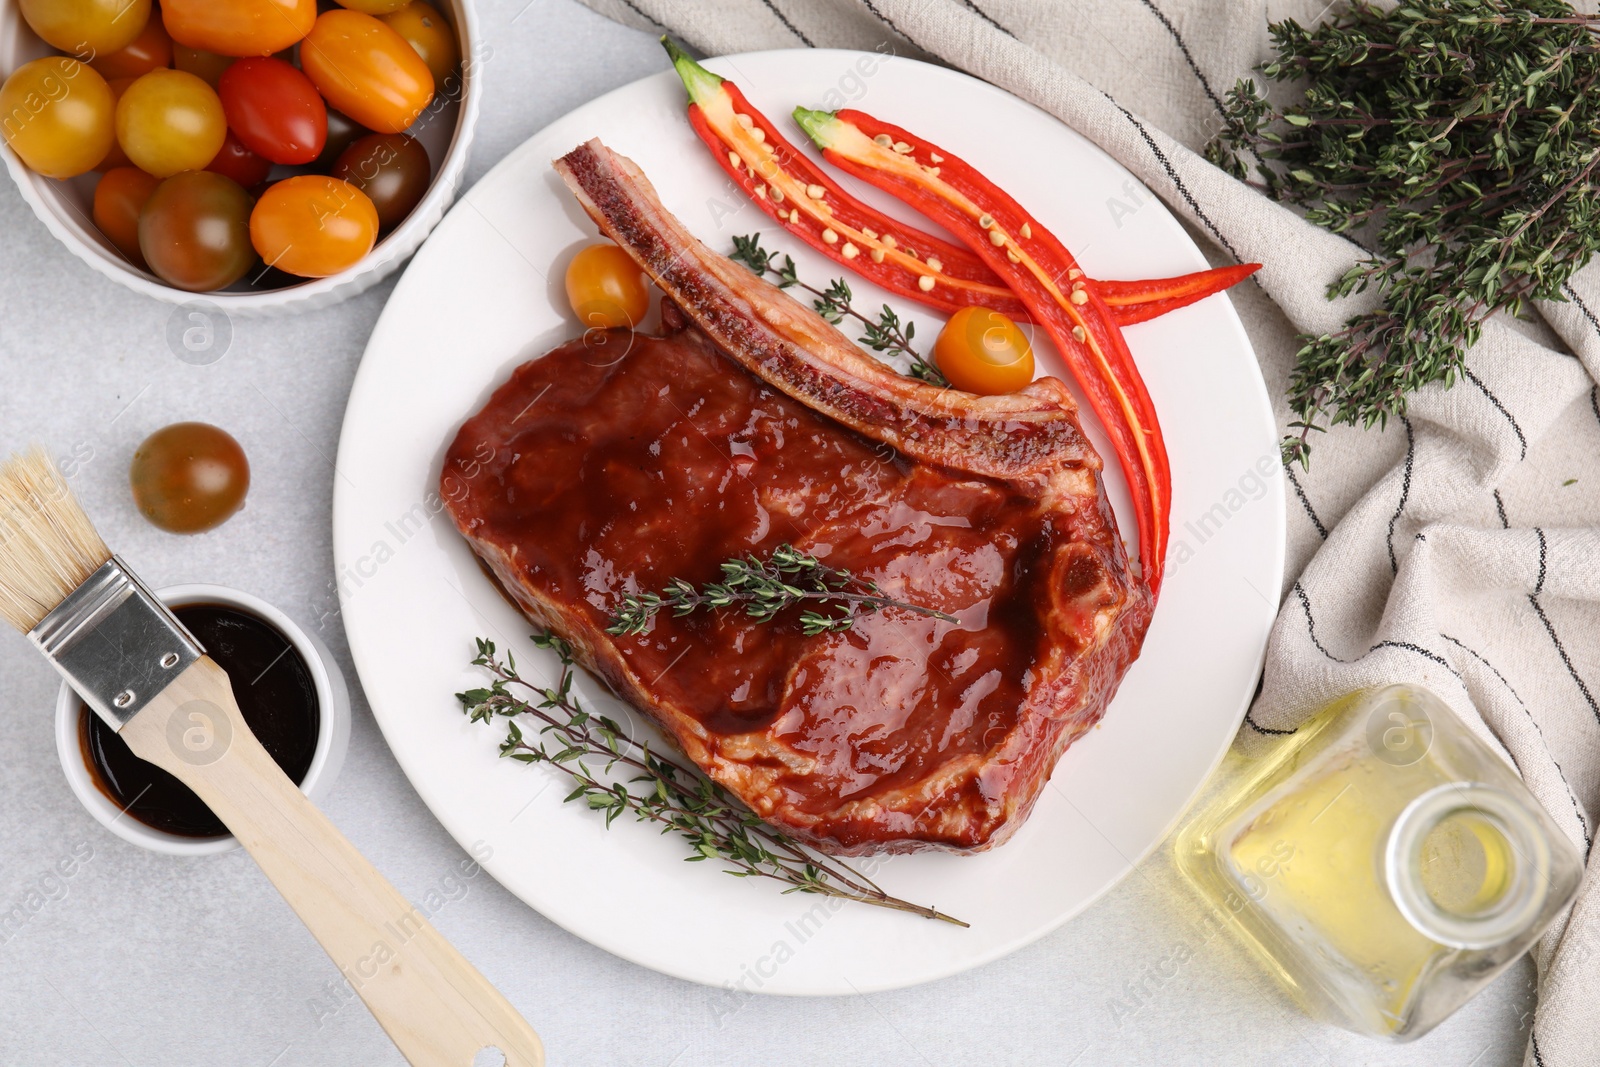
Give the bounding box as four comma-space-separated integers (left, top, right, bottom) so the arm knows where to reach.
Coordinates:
1175, 684, 1583, 1040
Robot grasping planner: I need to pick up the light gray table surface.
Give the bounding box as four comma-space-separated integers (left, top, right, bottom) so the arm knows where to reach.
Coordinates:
0, 2, 1535, 1063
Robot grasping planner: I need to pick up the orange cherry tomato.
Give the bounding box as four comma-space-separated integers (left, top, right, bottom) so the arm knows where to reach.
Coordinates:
335, 0, 412, 13
90, 13, 172, 80
93, 166, 161, 267
161, 0, 315, 58
18, 0, 151, 58
379, 2, 458, 87
115, 68, 226, 177
173, 44, 234, 87
565, 243, 649, 330
300, 10, 433, 134
250, 175, 379, 278
0, 58, 114, 178
933, 307, 1036, 395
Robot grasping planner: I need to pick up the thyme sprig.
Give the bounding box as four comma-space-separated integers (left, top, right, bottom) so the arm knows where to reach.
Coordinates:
730, 233, 949, 385
458, 634, 967, 925
1206, 0, 1600, 465
606, 542, 958, 637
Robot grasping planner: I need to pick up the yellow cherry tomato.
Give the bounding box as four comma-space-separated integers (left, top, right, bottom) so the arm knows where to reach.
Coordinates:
566, 243, 649, 329
250, 175, 379, 278
0, 57, 114, 178
18, 0, 151, 58
115, 68, 225, 177
933, 307, 1036, 395
300, 9, 434, 134
335, 0, 412, 13
379, 1, 458, 87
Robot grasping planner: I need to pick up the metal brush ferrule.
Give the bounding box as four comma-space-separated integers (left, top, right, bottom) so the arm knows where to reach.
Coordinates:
29, 556, 203, 729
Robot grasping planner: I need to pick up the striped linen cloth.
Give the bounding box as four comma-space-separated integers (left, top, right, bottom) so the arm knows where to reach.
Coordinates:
578, 1, 1600, 1060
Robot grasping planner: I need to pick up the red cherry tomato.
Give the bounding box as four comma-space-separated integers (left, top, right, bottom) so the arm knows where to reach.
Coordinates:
206, 130, 272, 187
217, 57, 326, 165
300, 10, 433, 134
90, 13, 172, 80
161, 0, 315, 57
250, 175, 378, 278
93, 166, 161, 268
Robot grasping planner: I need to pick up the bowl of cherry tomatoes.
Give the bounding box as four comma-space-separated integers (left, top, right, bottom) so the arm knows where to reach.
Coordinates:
0, 0, 480, 313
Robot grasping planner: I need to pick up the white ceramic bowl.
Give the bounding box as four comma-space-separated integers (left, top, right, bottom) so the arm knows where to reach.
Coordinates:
54, 584, 352, 856
0, 1, 481, 315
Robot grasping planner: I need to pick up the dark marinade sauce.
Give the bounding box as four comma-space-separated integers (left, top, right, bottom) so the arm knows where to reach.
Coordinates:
80, 603, 320, 838
445, 331, 1073, 815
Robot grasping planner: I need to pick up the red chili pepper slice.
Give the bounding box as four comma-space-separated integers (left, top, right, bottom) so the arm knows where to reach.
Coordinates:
666, 40, 1255, 337
667, 39, 1013, 315
1098, 262, 1260, 326
795, 106, 1172, 594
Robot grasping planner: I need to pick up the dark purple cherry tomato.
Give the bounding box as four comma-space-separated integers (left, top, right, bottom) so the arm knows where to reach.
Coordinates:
332, 132, 429, 231
206, 129, 272, 187
139, 171, 256, 292
130, 422, 250, 533
316, 109, 368, 168
217, 56, 325, 165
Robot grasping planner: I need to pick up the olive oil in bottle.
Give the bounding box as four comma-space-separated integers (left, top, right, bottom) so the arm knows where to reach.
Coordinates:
1175, 684, 1582, 1040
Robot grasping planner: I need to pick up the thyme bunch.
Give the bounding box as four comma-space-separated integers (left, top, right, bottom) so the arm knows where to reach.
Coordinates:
730, 233, 949, 385
606, 542, 958, 637
1206, 0, 1600, 464
458, 635, 966, 925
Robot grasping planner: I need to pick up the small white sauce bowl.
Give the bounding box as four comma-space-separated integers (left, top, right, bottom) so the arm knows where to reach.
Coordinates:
0, 0, 481, 315
54, 584, 352, 856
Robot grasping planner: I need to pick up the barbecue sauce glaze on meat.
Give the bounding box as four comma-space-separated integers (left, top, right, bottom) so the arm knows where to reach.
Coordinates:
445, 318, 1143, 854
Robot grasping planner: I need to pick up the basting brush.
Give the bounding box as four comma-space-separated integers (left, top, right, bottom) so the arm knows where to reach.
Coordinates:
0, 447, 543, 1067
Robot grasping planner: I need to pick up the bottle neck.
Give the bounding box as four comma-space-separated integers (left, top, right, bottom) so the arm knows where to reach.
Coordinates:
1384, 783, 1552, 950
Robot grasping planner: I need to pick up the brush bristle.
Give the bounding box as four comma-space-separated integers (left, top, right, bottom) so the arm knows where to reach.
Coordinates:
0, 447, 111, 633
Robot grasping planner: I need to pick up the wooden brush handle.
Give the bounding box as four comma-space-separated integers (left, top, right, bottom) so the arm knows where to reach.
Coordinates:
118, 657, 544, 1067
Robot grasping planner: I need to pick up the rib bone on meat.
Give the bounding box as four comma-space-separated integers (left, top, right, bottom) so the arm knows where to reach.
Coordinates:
441, 138, 1151, 855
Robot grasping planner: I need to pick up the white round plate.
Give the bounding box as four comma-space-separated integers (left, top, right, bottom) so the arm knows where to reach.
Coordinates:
334, 50, 1284, 995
